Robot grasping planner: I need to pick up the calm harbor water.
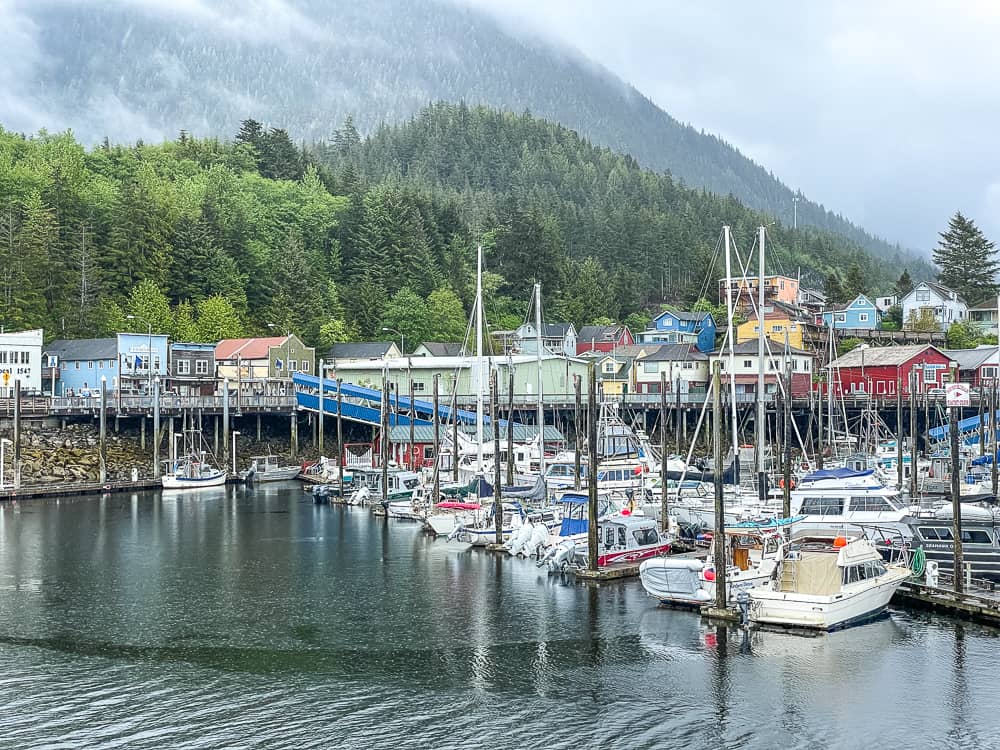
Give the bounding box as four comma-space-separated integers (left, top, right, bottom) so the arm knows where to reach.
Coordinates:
0, 482, 998, 749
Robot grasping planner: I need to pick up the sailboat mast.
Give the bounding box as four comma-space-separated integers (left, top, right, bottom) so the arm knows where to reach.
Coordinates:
722, 225, 740, 482
756, 225, 767, 502
534, 282, 546, 476
476, 243, 484, 474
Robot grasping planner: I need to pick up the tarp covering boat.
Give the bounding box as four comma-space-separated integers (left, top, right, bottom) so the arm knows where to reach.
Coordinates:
800, 468, 874, 482
503, 475, 547, 501
435, 501, 481, 511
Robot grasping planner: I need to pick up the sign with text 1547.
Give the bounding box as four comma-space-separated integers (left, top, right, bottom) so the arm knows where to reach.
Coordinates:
946, 382, 970, 407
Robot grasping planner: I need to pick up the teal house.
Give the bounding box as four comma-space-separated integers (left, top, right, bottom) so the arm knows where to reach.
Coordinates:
822, 294, 881, 330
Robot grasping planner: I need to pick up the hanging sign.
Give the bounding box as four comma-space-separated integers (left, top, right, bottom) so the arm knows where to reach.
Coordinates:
946, 382, 970, 407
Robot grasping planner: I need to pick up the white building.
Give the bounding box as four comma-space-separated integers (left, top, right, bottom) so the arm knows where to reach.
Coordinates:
0, 329, 43, 397
900, 282, 968, 331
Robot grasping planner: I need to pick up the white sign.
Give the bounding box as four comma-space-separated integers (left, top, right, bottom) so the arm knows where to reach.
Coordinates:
946, 382, 970, 407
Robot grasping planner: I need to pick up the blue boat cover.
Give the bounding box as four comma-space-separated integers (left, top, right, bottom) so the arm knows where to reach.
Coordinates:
801, 468, 873, 482
560, 492, 588, 505
559, 518, 588, 537
971, 452, 999, 466
728, 515, 806, 529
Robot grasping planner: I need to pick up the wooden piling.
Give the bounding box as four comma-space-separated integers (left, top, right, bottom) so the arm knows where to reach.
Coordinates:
574, 374, 582, 491
433, 375, 440, 503
909, 369, 918, 499
318, 359, 325, 454
507, 369, 515, 487
782, 365, 792, 518
817, 382, 824, 469
336, 379, 344, 471
381, 374, 390, 507
13, 380, 21, 490
408, 377, 415, 471
289, 410, 298, 460
896, 376, 903, 490
587, 364, 599, 572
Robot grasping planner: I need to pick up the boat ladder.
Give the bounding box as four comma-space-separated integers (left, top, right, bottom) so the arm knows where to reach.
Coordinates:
779, 559, 799, 592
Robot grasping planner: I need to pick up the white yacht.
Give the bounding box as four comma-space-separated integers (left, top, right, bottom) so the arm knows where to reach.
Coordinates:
789, 468, 915, 540
748, 536, 911, 631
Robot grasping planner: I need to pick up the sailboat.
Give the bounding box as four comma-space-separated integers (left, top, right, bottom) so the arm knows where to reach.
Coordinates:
161, 420, 227, 489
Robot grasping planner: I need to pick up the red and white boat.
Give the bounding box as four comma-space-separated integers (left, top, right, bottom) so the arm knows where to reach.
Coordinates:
539, 513, 671, 572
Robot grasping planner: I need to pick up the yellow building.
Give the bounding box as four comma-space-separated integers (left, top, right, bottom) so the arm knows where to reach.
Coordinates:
736, 314, 805, 350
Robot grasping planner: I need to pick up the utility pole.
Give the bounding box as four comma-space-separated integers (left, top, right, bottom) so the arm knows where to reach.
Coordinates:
712, 361, 727, 610
587, 364, 599, 572
660, 371, 669, 535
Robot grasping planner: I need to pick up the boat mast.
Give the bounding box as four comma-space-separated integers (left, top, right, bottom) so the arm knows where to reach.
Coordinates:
534, 282, 546, 477
476, 243, 484, 474
756, 225, 767, 503
722, 225, 740, 483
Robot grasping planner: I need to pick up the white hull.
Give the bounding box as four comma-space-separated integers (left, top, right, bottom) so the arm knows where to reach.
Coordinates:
161, 471, 227, 489
639, 558, 773, 606
246, 466, 300, 482
749, 567, 909, 630
425, 512, 478, 536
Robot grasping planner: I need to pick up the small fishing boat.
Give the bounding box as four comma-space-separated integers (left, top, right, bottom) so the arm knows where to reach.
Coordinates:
161, 425, 226, 490
539, 513, 671, 572
241, 454, 301, 483
747, 536, 911, 631
639, 516, 801, 606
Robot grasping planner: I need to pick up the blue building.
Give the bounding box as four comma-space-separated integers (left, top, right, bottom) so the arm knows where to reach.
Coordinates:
638, 311, 717, 353
821, 294, 882, 330
44, 333, 169, 396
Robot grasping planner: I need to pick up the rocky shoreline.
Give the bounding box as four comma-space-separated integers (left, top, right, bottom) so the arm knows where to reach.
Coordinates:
2, 422, 317, 486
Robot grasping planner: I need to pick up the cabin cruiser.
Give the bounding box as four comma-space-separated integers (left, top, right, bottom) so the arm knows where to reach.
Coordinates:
747, 536, 911, 630
905, 504, 1000, 581
539, 513, 671, 572
240, 454, 301, 483
640, 517, 801, 606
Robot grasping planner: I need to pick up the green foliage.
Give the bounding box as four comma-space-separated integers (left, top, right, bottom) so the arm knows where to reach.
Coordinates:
946, 320, 984, 350
906, 308, 940, 332
838, 338, 863, 356
426, 287, 468, 342
195, 296, 245, 342
824, 272, 846, 304
381, 287, 430, 353
843, 263, 867, 299
933, 212, 998, 304
894, 270, 913, 298
318, 318, 358, 352
881, 305, 903, 331
124, 279, 173, 334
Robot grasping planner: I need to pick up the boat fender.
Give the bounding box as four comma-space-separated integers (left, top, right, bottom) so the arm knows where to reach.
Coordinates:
778, 477, 796, 490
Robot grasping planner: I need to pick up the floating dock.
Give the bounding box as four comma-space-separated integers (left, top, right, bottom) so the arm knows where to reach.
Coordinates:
1, 479, 162, 501
893, 581, 1000, 626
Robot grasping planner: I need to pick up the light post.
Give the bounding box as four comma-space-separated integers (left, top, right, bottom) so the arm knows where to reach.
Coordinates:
792, 195, 800, 230
231, 431, 241, 476
126, 314, 154, 396
0, 438, 10, 490
382, 327, 404, 354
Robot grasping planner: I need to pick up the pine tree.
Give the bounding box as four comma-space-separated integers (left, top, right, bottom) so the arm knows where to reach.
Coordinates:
824, 271, 846, 304
894, 269, 913, 298
843, 262, 867, 299
933, 212, 998, 303
259, 128, 303, 181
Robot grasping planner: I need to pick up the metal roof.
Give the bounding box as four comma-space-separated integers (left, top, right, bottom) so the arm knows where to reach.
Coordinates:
44, 338, 117, 360
638, 344, 708, 362
388, 423, 564, 443
943, 347, 998, 371
326, 342, 396, 360
827, 344, 947, 368
416, 342, 468, 356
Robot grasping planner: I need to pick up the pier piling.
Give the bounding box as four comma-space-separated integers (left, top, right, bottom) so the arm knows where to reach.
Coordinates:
587, 364, 598, 572
13, 380, 21, 490
951, 401, 964, 594
99, 378, 107, 484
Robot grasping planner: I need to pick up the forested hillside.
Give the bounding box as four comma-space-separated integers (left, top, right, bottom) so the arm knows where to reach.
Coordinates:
8, 0, 932, 276
0, 105, 908, 350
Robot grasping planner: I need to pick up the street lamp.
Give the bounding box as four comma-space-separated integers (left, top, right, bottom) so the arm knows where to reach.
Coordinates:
382, 327, 404, 354
0, 438, 11, 490
231, 431, 241, 476
126, 314, 154, 396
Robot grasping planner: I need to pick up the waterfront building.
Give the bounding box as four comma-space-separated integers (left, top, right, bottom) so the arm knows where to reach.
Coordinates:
631, 344, 709, 395
638, 310, 717, 352
330, 354, 589, 400
168, 342, 218, 396
384, 423, 564, 469
876, 294, 899, 312
826, 343, 953, 396
821, 294, 882, 330
44, 334, 169, 396
710, 342, 814, 398
967, 299, 999, 337
0, 328, 43, 397
943, 346, 999, 388
216, 335, 314, 395
413, 342, 467, 357
900, 281, 968, 331
581, 344, 650, 396
504, 322, 577, 357
576, 325, 634, 355
797, 287, 827, 316
326, 342, 402, 362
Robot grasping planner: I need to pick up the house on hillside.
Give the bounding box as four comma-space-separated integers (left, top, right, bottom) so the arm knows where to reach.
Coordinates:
581, 344, 650, 396
943, 347, 999, 387
631, 344, 709, 395
967, 300, 999, 337
638, 310, 717, 352
216, 334, 314, 395
413, 342, 468, 357
826, 344, 953, 396
901, 282, 968, 331
325, 342, 401, 362
710, 342, 814, 397
719, 274, 799, 310
509, 322, 577, 357
821, 294, 882, 330
168, 342, 217, 396
576, 325, 634, 355
797, 288, 827, 316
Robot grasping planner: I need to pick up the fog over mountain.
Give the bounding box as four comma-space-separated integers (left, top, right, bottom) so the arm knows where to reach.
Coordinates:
1, 0, 961, 272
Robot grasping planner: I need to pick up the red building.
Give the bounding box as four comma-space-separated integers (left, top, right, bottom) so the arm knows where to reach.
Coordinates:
826, 344, 954, 396
576, 325, 634, 355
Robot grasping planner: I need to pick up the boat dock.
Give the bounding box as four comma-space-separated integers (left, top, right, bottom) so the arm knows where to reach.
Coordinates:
893, 580, 1000, 626
1, 478, 162, 501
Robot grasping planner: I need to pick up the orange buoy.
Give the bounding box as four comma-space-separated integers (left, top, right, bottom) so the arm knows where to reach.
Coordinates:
833, 536, 848, 548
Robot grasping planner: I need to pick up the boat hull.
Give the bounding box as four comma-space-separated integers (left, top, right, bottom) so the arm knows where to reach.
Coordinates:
749, 568, 909, 631
161, 471, 227, 489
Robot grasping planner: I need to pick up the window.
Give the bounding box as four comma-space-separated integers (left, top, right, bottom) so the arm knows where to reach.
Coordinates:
88, 361, 93, 369
799, 497, 845, 515
683, 361, 694, 369
288, 359, 298, 372
790, 324, 797, 331
916, 289, 930, 302
617, 527, 627, 547
75, 362, 80, 370
412, 381, 426, 392
633, 527, 660, 545
982, 366, 997, 381
110, 360, 116, 369
195, 360, 209, 375
961, 529, 992, 544
850, 495, 893, 512
604, 361, 616, 373
301, 361, 310, 372
743, 360, 752, 369
772, 324, 784, 332
20, 351, 29, 363
177, 360, 191, 375
924, 366, 940, 384
663, 318, 672, 327
643, 362, 657, 374
605, 526, 615, 547
858, 313, 869, 323
0, 352, 6, 364
834, 313, 846, 323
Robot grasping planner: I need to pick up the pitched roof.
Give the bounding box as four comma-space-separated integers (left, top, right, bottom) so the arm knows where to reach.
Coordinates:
326, 342, 396, 360
541, 323, 573, 337
578, 325, 626, 342
943, 347, 998, 371
827, 344, 946, 368
637, 344, 708, 362
216, 336, 289, 360
44, 338, 117, 360
910, 281, 969, 306
968, 299, 997, 311
654, 310, 712, 324
387, 423, 564, 444
417, 342, 467, 356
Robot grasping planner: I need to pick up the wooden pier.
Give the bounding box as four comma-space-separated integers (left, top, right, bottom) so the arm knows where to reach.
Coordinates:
893, 581, 1000, 626
0, 478, 162, 501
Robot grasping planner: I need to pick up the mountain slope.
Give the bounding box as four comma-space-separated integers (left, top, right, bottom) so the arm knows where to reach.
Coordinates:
7, 0, 931, 277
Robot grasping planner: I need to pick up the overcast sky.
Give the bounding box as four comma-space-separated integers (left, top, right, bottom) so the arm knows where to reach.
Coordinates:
461, 0, 1000, 252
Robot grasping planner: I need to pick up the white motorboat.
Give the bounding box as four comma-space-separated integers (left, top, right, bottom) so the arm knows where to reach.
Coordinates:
161, 426, 227, 490
241, 454, 301, 483
539, 513, 671, 572
747, 536, 911, 631
640, 516, 800, 606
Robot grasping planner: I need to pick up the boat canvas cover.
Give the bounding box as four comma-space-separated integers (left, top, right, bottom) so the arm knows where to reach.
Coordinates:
729, 515, 804, 530
801, 468, 874, 482
641, 562, 705, 600
781, 552, 841, 596
503, 475, 546, 501
435, 501, 480, 511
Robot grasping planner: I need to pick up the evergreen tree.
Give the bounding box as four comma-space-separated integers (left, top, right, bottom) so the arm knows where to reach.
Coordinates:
172, 300, 199, 341
350, 272, 388, 340
259, 128, 303, 181
933, 212, 998, 303
843, 262, 867, 299
894, 269, 913, 298
381, 287, 430, 351
195, 296, 244, 341
124, 279, 174, 334
426, 287, 467, 341
824, 272, 846, 304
